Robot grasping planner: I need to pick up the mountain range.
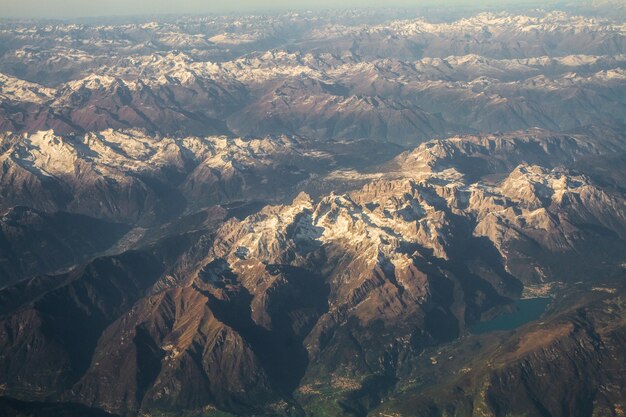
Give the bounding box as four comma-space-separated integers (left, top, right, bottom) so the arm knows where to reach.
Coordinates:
0, 4, 625, 417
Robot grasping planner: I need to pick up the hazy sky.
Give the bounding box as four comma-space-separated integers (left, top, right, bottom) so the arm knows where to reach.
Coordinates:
2, 0, 545, 19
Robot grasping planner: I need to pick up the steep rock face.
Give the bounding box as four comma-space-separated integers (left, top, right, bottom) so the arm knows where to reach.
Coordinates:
394, 130, 625, 179
0, 129, 623, 416
473, 165, 626, 283
0, 233, 200, 402
0, 130, 333, 224
195, 131, 624, 407
72, 286, 276, 416
188, 132, 623, 412
481, 322, 626, 417
202, 185, 507, 390
0, 130, 194, 224
179, 136, 326, 211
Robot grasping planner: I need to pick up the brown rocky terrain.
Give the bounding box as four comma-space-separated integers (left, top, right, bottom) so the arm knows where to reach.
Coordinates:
0, 5, 625, 417
0, 127, 624, 416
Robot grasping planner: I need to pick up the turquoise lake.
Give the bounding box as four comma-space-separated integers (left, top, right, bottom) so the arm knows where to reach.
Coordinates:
470, 298, 552, 334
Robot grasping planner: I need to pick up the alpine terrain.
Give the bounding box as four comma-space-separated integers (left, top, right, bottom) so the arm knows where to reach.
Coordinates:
0, 1, 625, 416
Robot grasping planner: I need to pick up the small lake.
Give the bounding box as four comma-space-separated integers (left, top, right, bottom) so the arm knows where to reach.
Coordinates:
470, 297, 552, 334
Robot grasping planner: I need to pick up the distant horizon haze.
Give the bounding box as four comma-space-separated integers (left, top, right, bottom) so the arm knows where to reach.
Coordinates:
2, 0, 558, 19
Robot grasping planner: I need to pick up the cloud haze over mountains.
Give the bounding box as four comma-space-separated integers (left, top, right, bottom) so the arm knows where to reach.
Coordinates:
4, 0, 546, 18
